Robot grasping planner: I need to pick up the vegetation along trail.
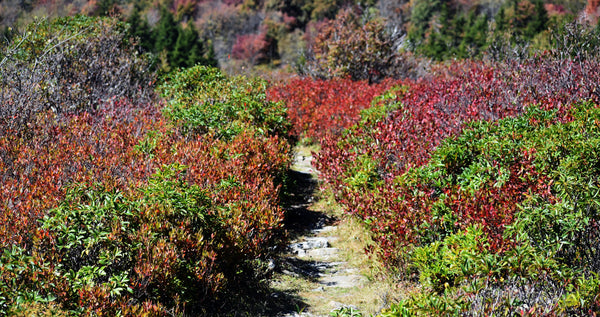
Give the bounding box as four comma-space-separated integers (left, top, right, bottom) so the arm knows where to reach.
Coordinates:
3, 1, 600, 315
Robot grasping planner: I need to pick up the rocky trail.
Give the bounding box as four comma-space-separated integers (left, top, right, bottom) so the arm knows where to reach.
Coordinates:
267, 146, 401, 317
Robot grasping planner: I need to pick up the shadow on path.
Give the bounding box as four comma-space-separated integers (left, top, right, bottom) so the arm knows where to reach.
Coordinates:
282, 169, 335, 237
228, 152, 339, 316
221, 159, 332, 316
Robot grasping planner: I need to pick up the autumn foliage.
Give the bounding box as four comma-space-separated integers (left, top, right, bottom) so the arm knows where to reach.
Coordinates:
0, 17, 291, 315
315, 55, 600, 254
268, 77, 401, 140
273, 35, 600, 313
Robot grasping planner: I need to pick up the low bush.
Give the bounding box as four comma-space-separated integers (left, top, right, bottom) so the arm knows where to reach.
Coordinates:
159, 65, 290, 140
0, 18, 292, 314
0, 103, 291, 315
0, 15, 154, 138
343, 103, 600, 315
301, 49, 600, 314
267, 77, 401, 140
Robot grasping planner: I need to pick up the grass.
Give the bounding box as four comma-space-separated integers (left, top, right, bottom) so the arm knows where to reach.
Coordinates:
271, 143, 408, 316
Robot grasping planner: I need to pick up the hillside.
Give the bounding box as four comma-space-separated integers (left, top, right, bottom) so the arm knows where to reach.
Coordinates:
2, 0, 599, 75
1, 4, 600, 316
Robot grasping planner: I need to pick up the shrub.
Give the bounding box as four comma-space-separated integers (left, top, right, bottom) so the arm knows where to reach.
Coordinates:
315, 55, 600, 255
339, 103, 600, 315
306, 53, 600, 314
0, 15, 155, 137
0, 102, 292, 315
267, 77, 401, 140
1, 32, 292, 313
160, 65, 291, 140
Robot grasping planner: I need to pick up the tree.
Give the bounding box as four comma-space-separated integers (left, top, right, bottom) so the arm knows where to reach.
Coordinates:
126, 3, 153, 52
459, 12, 489, 58
422, 28, 446, 60
525, 0, 548, 39
302, 7, 421, 81
495, 6, 507, 33
173, 24, 215, 68
94, 0, 120, 17
154, 7, 178, 57
231, 32, 269, 65
408, 0, 442, 49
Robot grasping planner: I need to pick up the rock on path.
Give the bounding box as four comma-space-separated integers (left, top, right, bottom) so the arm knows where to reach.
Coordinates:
272, 148, 371, 317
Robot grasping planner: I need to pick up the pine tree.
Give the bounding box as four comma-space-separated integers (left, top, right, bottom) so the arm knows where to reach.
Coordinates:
173, 25, 198, 68
495, 6, 506, 33
154, 7, 178, 58
187, 32, 205, 67
203, 41, 218, 68
172, 25, 188, 68
172, 25, 218, 69
96, 0, 117, 17
127, 4, 153, 52
525, 0, 548, 39
408, 0, 442, 48
423, 29, 446, 60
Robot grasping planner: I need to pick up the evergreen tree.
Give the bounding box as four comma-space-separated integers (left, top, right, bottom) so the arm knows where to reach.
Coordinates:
495, 6, 507, 33
172, 25, 187, 68
525, 0, 548, 39
154, 7, 178, 57
438, 3, 451, 39
203, 41, 218, 68
96, 0, 117, 16
458, 11, 477, 58
451, 14, 467, 49
173, 25, 218, 69
408, 0, 442, 48
127, 4, 153, 52
423, 29, 446, 60
173, 25, 197, 68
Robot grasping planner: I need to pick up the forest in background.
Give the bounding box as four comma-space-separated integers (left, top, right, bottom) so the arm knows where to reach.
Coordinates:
2, 0, 599, 76
2, 0, 600, 315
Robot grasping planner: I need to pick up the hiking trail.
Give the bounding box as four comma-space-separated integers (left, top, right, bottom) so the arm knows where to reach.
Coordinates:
269, 145, 402, 317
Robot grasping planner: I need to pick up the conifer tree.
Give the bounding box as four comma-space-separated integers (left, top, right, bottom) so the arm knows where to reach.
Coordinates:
173, 25, 198, 68
96, 0, 117, 16
525, 0, 548, 39
172, 25, 188, 68
127, 4, 153, 52
172, 25, 217, 69
408, 0, 442, 48
204, 41, 218, 68
423, 29, 445, 60
495, 6, 507, 33
458, 11, 477, 58
154, 7, 177, 57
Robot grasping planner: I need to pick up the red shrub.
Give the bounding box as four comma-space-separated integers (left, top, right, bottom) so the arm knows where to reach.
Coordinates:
231, 31, 269, 64
313, 57, 600, 264
267, 77, 401, 140
0, 97, 291, 314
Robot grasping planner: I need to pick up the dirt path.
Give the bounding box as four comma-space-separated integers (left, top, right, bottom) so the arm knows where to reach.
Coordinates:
269, 146, 402, 317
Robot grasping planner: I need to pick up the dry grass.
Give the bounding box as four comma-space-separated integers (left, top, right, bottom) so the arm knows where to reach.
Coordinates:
271, 184, 407, 316
270, 143, 408, 316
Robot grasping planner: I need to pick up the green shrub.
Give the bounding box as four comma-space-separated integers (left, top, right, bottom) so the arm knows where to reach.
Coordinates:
159, 65, 290, 139
30, 164, 223, 314
381, 101, 600, 315
40, 185, 139, 299
410, 226, 491, 293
